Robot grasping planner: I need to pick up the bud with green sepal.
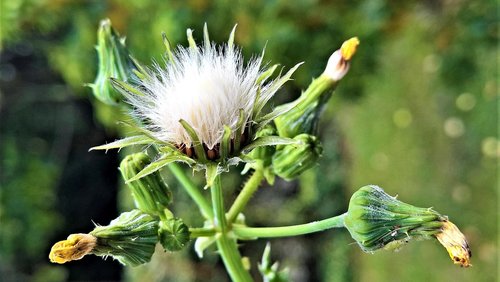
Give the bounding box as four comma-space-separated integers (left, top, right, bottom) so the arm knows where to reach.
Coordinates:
49, 210, 159, 267
90, 210, 159, 266
272, 134, 322, 181
274, 37, 359, 138
120, 152, 172, 216
343, 185, 472, 267
89, 19, 137, 105
158, 217, 191, 252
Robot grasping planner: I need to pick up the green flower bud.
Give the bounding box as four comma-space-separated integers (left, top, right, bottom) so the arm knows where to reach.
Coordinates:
120, 153, 172, 216
344, 185, 446, 252
158, 218, 191, 252
90, 210, 159, 266
90, 19, 135, 105
272, 134, 322, 181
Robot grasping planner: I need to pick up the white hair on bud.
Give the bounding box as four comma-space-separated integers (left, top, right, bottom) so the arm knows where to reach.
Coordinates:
126, 39, 268, 149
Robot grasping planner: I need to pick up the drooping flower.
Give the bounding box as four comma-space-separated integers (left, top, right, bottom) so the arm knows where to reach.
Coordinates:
92, 23, 301, 176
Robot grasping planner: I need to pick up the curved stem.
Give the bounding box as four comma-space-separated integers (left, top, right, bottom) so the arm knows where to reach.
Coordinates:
226, 168, 264, 223
210, 168, 252, 282
168, 163, 213, 219
233, 213, 347, 239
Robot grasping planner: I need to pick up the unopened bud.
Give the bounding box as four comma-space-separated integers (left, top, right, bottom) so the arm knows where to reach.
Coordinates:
120, 153, 172, 216
90, 19, 135, 105
158, 217, 191, 252
90, 210, 159, 266
272, 134, 322, 180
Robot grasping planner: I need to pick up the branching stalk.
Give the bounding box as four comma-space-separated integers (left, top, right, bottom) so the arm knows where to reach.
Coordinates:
233, 213, 347, 239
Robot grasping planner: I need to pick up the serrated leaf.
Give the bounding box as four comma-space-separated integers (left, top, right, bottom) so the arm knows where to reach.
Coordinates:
241, 136, 298, 155
89, 135, 153, 151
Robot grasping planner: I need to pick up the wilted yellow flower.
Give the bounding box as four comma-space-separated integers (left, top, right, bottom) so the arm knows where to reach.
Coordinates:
49, 233, 96, 264
435, 220, 472, 267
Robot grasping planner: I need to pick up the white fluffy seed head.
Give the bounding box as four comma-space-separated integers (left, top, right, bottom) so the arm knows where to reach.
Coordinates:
127, 41, 266, 149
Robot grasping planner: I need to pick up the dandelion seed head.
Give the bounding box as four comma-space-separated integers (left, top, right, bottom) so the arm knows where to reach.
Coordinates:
127, 41, 266, 150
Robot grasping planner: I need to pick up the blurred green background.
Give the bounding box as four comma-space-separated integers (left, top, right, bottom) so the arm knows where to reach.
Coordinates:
0, 0, 497, 281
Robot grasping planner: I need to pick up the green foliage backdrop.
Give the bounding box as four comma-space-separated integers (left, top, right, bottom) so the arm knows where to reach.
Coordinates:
1, 0, 497, 281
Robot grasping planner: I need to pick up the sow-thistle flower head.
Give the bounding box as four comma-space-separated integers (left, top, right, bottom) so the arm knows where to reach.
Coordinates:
92, 23, 302, 176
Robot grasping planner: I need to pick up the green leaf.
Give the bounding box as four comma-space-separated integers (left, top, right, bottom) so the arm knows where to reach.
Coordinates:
186, 28, 197, 49
257, 64, 278, 85
256, 99, 300, 130
254, 62, 303, 117
233, 109, 246, 152
161, 32, 175, 63
119, 121, 174, 148
220, 125, 232, 160
126, 154, 195, 183
228, 24, 237, 50
89, 135, 154, 151
203, 23, 210, 50
179, 119, 207, 162
109, 77, 145, 97
241, 136, 298, 154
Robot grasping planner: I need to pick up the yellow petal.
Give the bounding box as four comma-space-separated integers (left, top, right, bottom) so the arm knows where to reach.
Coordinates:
340, 37, 360, 61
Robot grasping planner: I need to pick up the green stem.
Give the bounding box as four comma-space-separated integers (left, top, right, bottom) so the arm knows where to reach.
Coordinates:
189, 227, 216, 238
226, 168, 265, 223
168, 163, 213, 219
210, 168, 252, 282
233, 213, 347, 239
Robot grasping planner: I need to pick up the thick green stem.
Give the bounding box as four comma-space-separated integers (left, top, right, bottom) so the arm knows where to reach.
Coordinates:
233, 213, 347, 239
226, 169, 265, 223
168, 163, 213, 219
210, 169, 252, 282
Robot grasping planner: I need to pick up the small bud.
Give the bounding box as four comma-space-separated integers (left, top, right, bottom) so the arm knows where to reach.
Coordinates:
344, 185, 472, 267
272, 134, 322, 181
120, 153, 172, 216
90, 19, 135, 105
158, 218, 191, 252
49, 234, 96, 264
90, 210, 159, 266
